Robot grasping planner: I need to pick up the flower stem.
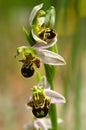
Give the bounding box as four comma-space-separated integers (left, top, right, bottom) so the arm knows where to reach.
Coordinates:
44, 64, 58, 130
49, 81, 58, 130
49, 104, 58, 130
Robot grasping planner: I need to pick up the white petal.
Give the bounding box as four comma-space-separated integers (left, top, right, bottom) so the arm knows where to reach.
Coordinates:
25, 104, 32, 110
31, 29, 47, 44
37, 49, 66, 65
33, 36, 57, 49
34, 119, 47, 130
34, 118, 62, 130
45, 89, 66, 103
37, 76, 50, 89
29, 3, 43, 26
43, 118, 63, 128
26, 96, 33, 109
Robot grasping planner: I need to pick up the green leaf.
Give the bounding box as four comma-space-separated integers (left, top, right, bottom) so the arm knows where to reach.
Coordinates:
22, 26, 36, 46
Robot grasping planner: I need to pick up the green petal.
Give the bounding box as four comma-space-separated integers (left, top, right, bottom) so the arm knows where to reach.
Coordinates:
45, 6, 56, 27
15, 46, 36, 57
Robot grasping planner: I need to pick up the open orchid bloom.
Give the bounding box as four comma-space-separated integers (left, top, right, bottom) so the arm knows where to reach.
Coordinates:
24, 118, 62, 130
26, 76, 66, 118
15, 46, 65, 78
15, 46, 66, 66
28, 3, 58, 49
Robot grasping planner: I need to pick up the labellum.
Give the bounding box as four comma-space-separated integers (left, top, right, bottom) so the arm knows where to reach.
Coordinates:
20, 53, 41, 78
21, 63, 35, 78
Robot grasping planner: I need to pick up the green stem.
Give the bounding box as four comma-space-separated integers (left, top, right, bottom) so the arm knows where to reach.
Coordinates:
44, 65, 58, 130
36, 71, 42, 83
49, 104, 58, 130
49, 81, 58, 130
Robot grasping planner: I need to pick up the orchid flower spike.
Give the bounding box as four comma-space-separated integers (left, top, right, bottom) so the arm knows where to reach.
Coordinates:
26, 76, 66, 118
15, 46, 66, 78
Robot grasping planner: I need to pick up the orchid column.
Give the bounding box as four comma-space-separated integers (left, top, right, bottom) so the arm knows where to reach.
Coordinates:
15, 3, 66, 130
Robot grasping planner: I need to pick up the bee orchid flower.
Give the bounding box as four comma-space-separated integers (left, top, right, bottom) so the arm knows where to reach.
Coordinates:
15, 46, 66, 78
26, 76, 66, 118
16, 46, 66, 66
23, 3, 58, 49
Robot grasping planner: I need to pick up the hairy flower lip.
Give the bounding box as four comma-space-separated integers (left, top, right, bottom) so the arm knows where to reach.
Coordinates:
29, 3, 43, 26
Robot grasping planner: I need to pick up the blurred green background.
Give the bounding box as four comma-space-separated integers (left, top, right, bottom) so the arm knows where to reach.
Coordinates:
0, 0, 86, 130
